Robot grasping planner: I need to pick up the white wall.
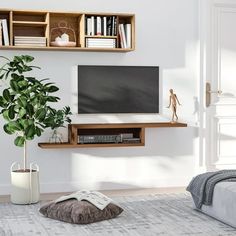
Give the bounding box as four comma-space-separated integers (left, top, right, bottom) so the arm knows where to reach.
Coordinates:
0, 0, 199, 194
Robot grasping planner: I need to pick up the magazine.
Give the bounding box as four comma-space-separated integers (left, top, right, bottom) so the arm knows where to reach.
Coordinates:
54, 190, 113, 210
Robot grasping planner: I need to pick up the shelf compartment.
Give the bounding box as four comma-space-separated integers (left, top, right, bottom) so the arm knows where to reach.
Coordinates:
77, 127, 144, 145
49, 13, 82, 47
13, 11, 47, 22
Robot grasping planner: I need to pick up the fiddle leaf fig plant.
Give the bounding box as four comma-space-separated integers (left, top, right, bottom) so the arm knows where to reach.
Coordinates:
0, 55, 71, 170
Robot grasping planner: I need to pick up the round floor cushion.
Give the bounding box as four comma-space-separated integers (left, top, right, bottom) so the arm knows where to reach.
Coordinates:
39, 199, 123, 224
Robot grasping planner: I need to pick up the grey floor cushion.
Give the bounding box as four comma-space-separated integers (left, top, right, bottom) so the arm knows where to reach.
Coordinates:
200, 182, 236, 228
39, 199, 123, 224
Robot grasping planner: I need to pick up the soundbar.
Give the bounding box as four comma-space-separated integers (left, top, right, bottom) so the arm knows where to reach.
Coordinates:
78, 133, 141, 144
78, 134, 122, 144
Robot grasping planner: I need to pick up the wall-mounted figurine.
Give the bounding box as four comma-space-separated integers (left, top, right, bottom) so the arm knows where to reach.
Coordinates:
167, 89, 181, 123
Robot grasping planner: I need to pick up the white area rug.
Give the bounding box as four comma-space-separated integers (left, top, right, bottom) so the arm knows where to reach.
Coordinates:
0, 193, 235, 236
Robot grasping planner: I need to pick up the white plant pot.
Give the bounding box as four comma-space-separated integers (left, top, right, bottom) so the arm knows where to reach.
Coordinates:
11, 162, 40, 204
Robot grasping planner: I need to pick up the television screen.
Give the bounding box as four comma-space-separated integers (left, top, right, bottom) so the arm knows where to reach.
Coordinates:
78, 65, 159, 113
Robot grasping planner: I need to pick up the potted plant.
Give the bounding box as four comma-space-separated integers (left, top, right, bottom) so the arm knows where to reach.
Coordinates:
46, 106, 72, 143
0, 55, 71, 204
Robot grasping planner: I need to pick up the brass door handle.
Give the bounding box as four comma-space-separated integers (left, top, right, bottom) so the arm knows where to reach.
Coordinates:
206, 82, 222, 107
207, 90, 222, 94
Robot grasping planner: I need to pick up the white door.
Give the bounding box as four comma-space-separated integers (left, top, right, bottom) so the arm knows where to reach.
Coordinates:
201, 0, 236, 170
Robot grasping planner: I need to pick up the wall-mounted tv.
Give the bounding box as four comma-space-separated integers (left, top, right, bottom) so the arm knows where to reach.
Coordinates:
78, 65, 159, 114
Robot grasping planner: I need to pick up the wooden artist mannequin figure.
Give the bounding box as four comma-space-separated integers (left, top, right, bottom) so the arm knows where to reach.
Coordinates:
167, 89, 181, 123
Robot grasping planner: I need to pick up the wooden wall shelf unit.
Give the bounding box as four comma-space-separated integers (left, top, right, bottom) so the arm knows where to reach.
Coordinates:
0, 9, 135, 52
38, 122, 187, 149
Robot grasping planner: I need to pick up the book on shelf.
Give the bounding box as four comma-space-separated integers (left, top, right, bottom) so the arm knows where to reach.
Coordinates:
1, 19, 9, 46
107, 17, 112, 36
103, 16, 107, 36
125, 24, 131, 48
86, 38, 116, 48
14, 36, 46, 47
91, 16, 95, 36
86, 17, 92, 35
118, 23, 131, 49
96, 16, 102, 36
119, 24, 127, 49
0, 21, 2, 46
85, 15, 117, 37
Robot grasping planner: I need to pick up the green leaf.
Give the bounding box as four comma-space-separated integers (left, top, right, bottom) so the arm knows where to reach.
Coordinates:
8, 121, 21, 131
8, 105, 15, 119
17, 96, 27, 108
19, 108, 26, 118
47, 86, 59, 93
10, 80, 19, 92
3, 89, 11, 102
26, 104, 34, 116
2, 110, 10, 121
25, 124, 35, 139
35, 126, 42, 136
3, 123, 15, 134
0, 96, 7, 108
26, 77, 36, 84
47, 96, 60, 102
14, 136, 25, 147
18, 80, 28, 88
35, 108, 46, 122
11, 73, 20, 80
22, 55, 34, 63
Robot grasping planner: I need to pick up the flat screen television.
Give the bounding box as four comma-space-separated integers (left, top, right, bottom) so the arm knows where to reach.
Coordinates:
77, 65, 159, 114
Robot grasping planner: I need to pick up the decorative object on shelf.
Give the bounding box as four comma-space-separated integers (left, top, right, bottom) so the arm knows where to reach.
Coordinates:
166, 89, 181, 123
46, 106, 72, 143
0, 55, 71, 204
50, 20, 76, 47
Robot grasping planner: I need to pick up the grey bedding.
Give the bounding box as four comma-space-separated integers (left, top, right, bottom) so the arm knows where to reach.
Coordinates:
201, 182, 236, 228
186, 170, 236, 209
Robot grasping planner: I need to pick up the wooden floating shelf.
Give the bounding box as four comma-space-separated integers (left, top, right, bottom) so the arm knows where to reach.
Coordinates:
38, 122, 187, 149
38, 142, 145, 149
0, 9, 135, 52
0, 46, 133, 52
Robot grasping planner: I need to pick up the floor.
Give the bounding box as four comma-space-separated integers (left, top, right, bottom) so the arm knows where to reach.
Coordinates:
1, 192, 236, 236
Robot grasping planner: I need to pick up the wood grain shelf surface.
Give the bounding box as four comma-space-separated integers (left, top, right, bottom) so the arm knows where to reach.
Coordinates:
0, 46, 134, 52
38, 142, 145, 149
12, 21, 47, 26
71, 122, 187, 129
85, 35, 118, 39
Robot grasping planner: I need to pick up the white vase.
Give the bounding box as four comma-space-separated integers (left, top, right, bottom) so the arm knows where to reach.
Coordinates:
10, 162, 40, 204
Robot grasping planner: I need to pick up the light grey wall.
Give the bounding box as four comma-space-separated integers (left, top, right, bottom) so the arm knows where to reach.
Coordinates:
0, 0, 199, 194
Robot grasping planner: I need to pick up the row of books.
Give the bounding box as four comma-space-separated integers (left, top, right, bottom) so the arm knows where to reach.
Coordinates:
0, 19, 10, 46
14, 36, 47, 47
86, 16, 117, 36
86, 38, 116, 48
118, 23, 131, 49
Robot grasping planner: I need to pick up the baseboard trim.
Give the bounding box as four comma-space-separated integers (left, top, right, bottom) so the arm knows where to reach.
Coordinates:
0, 187, 186, 203
0, 178, 189, 195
